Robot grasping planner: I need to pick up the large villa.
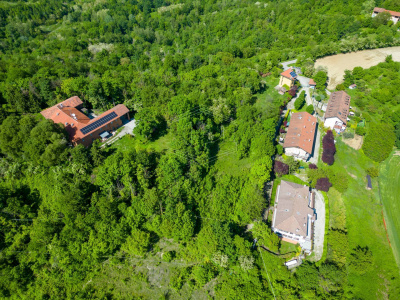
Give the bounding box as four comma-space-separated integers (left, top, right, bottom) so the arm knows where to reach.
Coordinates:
271, 180, 316, 254
41, 96, 130, 147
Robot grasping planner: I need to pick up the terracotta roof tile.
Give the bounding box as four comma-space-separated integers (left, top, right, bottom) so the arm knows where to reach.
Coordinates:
325, 91, 351, 124
374, 7, 400, 17
283, 112, 317, 154
309, 79, 316, 86
280, 68, 297, 80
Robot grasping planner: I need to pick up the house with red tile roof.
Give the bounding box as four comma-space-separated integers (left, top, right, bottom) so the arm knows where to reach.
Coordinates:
283, 112, 317, 161
279, 68, 297, 88
372, 7, 400, 24
323, 91, 350, 133
40, 96, 130, 147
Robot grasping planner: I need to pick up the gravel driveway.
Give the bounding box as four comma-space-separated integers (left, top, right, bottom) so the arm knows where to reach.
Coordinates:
311, 190, 326, 261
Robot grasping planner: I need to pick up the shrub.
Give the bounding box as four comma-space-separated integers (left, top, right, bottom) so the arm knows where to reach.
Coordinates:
355, 126, 366, 136
309, 163, 318, 169
343, 131, 354, 139
192, 264, 217, 287
327, 170, 349, 193
288, 88, 297, 97
336, 83, 345, 91
285, 156, 300, 174
315, 177, 332, 192
280, 128, 286, 133
162, 251, 175, 262
276, 144, 283, 155
307, 168, 326, 187
362, 123, 395, 162
274, 160, 289, 176
366, 167, 379, 178
306, 104, 314, 114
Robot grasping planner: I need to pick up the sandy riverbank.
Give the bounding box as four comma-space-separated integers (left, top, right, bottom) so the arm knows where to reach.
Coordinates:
315, 46, 400, 89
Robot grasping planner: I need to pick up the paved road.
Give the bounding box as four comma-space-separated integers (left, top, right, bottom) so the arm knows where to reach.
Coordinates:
311, 191, 326, 262
282, 59, 297, 70
287, 86, 313, 110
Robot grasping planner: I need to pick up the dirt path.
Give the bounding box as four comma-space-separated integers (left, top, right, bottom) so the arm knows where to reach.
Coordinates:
315, 47, 400, 89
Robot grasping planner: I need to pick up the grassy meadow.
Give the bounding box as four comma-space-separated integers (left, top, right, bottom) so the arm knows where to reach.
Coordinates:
379, 151, 400, 268
327, 140, 400, 298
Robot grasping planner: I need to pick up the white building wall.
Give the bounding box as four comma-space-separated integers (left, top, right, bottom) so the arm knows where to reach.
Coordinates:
324, 117, 342, 129
371, 12, 399, 24
285, 147, 310, 161
272, 228, 306, 244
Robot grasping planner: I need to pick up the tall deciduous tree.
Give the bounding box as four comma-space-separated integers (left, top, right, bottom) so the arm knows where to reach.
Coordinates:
322, 130, 336, 165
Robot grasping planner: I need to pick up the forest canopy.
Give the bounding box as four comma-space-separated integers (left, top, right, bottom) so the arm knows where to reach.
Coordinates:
1, 0, 400, 299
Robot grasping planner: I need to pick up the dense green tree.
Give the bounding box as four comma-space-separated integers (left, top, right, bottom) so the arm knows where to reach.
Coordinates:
122, 228, 151, 256
362, 123, 395, 162
294, 91, 306, 110
306, 104, 314, 114
314, 71, 328, 90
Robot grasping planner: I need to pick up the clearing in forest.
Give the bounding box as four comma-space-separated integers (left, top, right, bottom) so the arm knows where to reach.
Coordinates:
315, 46, 400, 89
379, 152, 400, 268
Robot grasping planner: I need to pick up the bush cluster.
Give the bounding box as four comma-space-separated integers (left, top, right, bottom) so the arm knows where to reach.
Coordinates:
274, 160, 289, 176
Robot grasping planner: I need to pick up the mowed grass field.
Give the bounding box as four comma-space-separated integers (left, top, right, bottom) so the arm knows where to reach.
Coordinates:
328, 140, 400, 298
379, 151, 400, 268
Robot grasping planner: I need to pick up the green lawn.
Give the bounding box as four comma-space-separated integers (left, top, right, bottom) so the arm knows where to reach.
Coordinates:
279, 241, 299, 255
327, 188, 346, 230
327, 140, 400, 298
379, 151, 400, 268
212, 140, 253, 176
254, 76, 286, 116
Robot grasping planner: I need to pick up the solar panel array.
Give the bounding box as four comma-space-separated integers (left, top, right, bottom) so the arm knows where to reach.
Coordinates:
80, 112, 118, 135
290, 71, 297, 78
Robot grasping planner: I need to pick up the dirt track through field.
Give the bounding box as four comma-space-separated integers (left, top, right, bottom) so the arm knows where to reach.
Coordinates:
315, 46, 400, 89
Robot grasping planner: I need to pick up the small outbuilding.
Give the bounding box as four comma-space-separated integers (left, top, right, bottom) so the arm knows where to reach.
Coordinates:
309, 79, 316, 89
366, 175, 372, 190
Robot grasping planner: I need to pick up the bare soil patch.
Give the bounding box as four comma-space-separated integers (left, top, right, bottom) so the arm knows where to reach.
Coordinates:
315, 47, 400, 89
342, 135, 363, 150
